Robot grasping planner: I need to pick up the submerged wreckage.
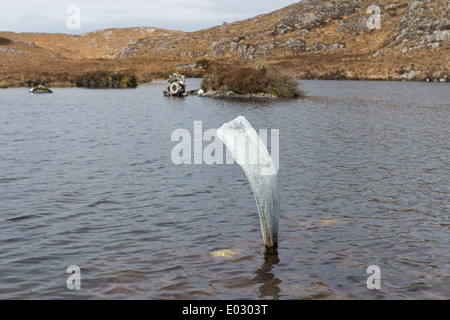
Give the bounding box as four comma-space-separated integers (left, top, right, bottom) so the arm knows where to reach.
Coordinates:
163, 73, 203, 97
164, 73, 187, 97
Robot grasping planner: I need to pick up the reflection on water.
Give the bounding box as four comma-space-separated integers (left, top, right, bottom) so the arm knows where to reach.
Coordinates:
254, 251, 281, 300
0, 80, 448, 299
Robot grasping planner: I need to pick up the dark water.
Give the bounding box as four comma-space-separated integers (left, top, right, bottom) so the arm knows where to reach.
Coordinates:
0, 80, 448, 299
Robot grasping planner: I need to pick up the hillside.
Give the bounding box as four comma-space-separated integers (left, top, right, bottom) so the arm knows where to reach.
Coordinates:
0, 27, 182, 86
0, 0, 449, 87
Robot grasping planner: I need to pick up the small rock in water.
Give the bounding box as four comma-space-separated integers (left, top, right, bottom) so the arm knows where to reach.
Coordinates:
29, 85, 53, 93
209, 249, 240, 258
298, 218, 339, 228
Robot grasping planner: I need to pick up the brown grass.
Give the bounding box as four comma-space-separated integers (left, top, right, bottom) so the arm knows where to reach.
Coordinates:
201, 65, 303, 98
75, 71, 137, 88
0, 37, 12, 45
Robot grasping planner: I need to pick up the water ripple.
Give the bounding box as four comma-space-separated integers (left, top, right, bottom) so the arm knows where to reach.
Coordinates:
0, 81, 448, 299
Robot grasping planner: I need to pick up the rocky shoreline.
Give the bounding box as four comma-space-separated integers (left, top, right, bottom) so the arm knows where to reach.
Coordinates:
1, 76, 448, 90
197, 89, 279, 100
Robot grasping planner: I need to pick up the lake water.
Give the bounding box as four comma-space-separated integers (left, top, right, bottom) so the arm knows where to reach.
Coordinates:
0, 80, 448, 299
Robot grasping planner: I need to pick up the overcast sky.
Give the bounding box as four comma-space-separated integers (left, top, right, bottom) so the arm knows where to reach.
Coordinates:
0, 0, 298, 34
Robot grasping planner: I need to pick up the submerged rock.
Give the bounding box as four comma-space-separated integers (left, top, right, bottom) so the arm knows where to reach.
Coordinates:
209, 249, 240, 258
29, 85, 53, 93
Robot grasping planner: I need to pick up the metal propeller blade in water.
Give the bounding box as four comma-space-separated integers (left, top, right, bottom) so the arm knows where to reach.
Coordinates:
217, 116, 279, 251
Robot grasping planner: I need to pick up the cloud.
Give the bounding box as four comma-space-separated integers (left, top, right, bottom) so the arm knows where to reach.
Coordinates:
0, 0, 296, 33
164, 0, 215, 8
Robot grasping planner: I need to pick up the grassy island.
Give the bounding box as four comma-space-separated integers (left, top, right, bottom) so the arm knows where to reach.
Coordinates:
201, 65, 303, 99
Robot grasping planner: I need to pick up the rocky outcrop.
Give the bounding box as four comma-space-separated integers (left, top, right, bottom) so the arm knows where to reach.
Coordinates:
328, 43, 345, 51
211, 38, 231, 57
285, 38, 306, 52
198, 89, 278, 100
273, 20, 295, 35
382, 1, 450, 54
117, 40, 144, 58
0, 48, 24, 54
316, 1, 357, 18
422, 30, 450, 43
308, 42, 327, 53
399, 69, 422, 80
29, 85, 53, 93
17, 41, 36, 48
296, 12, 322, 27
276, 0, 358, 30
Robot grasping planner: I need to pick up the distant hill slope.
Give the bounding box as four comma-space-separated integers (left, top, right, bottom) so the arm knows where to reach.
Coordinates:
0, 0, 448, 86
1, 27, 181, 59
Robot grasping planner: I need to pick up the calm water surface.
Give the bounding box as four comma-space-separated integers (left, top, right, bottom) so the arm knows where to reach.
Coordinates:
0, 80, 449, 299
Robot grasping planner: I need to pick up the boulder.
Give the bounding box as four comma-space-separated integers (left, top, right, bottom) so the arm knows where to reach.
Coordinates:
400, 69, 422, 80
418, 18, 450, 33
0, 48, 15, 53
422, 30, 450, 44
273, 20, 295, 35
295, 12, 321, 28
29, 85, 53, 93
315, 1, 356, 19
328, 43, 345, 51
237, 44, 256, 60
296, 29, 310, 36
285, 38, 306, 52
308, 42, 327, 53
254, 41, 278, 57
